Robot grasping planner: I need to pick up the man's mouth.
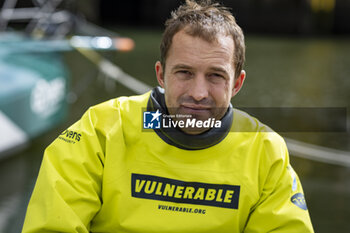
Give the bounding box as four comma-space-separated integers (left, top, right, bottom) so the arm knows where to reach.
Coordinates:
180, 104, 211, 115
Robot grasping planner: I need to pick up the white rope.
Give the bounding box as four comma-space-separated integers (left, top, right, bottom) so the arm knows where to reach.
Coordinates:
74, 48, 152, 94
285, 137, 350, 167
99, 60, 152, 94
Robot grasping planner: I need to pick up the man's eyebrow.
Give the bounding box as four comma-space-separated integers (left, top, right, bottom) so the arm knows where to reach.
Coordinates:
209, 66, 229, 76
171, 64, 193, 71
171, 64, 230, 76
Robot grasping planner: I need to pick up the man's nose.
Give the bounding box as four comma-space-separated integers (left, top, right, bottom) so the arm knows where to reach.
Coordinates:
188, 75, 209, 101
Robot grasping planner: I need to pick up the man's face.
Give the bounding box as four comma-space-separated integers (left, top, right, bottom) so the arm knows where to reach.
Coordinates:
156, 29, 245, 134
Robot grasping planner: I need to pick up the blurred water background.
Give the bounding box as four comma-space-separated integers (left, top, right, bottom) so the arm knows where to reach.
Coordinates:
0, 27, 349, 233
1, 0, 350, 232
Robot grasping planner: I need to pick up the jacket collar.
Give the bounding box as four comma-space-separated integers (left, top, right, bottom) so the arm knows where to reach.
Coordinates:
147, 87, 233, 150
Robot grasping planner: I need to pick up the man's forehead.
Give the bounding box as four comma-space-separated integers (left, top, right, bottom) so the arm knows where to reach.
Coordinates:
172, 29, 233, 47
167, 30, 235, 68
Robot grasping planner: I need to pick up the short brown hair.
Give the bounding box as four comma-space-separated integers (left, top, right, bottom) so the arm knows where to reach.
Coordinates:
160, 0, 245, 79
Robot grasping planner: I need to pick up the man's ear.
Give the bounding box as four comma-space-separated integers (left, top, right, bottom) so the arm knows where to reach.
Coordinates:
155, 61, 165, 88
232, 70, 246, 97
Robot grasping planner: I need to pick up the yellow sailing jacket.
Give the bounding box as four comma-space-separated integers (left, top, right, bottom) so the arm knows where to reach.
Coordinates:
22, 91, 314, 233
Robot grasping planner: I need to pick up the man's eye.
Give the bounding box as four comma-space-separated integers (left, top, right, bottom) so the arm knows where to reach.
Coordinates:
178, 70, 192, 75
176, 70, 193, 78
207, 73, 226, 84
209, 73, 224, 79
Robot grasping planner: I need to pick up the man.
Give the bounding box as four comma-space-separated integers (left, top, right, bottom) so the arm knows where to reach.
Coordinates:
22, 0, 314, 232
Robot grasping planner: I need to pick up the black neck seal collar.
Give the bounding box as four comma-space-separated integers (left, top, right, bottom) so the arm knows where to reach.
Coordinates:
147, 87, 233, 150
